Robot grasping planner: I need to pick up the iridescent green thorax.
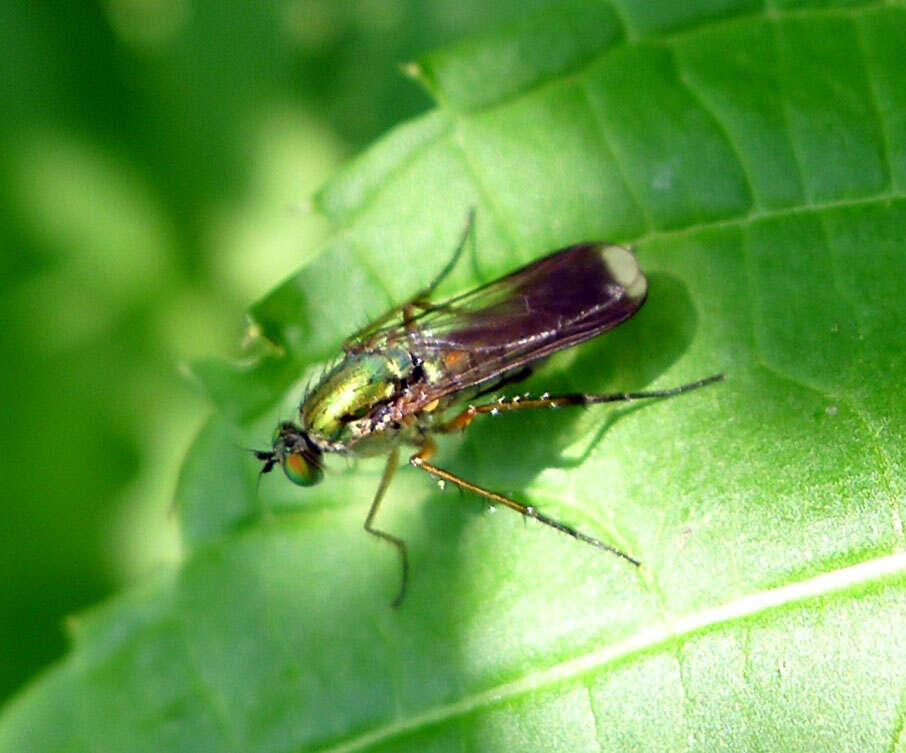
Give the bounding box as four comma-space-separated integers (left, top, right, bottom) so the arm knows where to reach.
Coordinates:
301, 346, 416, 450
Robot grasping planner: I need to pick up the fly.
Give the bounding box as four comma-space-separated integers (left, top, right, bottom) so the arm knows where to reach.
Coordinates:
256, 212, 723, 605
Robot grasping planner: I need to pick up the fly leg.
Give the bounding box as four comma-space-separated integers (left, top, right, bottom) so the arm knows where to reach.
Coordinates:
364, 448, 409, 606
344, 208, 475, 348
441, 374, 724, 432
419, 373, 724, 562
402, 206, 475, 329
421, 206, 475, 297
409, 438, 640, 566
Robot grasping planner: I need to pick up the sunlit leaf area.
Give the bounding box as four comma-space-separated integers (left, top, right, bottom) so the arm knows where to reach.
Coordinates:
2, 1, 904, 751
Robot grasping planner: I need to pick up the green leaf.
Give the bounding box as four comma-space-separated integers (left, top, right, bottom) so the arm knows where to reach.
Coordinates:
4, 1, 906, 750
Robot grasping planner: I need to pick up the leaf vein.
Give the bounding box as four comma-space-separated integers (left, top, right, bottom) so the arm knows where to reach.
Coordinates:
853, 14, 895, 193
634, 190, 904, 248
436, 2, 888, 118
308, 554, 906, 753
330, 117, 453, 227
604, 0, 635, 42
175, 615, 245, 753
583, 681, 607, 753
768, 17, 811, 204
577, 78, 654, 234
669, 46, 758, 213
449, 128, 522, 255
888, 681, 906, 753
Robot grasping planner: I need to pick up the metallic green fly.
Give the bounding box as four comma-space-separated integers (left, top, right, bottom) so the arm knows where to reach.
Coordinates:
256, 214, 722, 605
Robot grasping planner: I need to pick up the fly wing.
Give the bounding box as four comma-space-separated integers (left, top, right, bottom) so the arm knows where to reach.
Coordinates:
405, 243, 647, 401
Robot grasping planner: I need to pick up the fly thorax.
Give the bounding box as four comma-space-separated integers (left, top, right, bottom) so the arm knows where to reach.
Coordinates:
301, 349, 413, 445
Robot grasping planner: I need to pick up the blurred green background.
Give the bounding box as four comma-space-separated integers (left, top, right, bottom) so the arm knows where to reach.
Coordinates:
0, 0, 558, 705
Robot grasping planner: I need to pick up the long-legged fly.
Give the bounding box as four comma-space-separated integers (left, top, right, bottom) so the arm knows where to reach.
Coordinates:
256, 212, 722, 605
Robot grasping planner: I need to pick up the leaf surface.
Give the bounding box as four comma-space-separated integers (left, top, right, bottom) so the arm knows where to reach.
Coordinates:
3, 2, 906, 751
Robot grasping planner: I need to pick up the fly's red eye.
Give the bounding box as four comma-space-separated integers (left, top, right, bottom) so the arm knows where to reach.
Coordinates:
282, 453, 323, 487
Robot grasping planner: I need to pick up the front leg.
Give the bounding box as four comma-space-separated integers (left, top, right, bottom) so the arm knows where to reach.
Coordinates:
343, 209, 475, 350
363, 448, 408, 607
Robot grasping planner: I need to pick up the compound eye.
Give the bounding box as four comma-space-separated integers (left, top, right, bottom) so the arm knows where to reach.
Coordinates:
282, 452, 323, 487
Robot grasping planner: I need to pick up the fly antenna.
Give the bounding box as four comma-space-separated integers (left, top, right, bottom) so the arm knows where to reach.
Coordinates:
237, 443, 277, 474
252, 449, 276, 473
248, 448, 277, 497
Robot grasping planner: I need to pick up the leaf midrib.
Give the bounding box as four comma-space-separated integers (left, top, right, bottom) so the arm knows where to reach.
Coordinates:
309, 552, 906, 753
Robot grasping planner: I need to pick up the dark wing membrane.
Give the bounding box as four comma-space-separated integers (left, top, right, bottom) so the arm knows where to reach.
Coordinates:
404, 243, 648, 401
